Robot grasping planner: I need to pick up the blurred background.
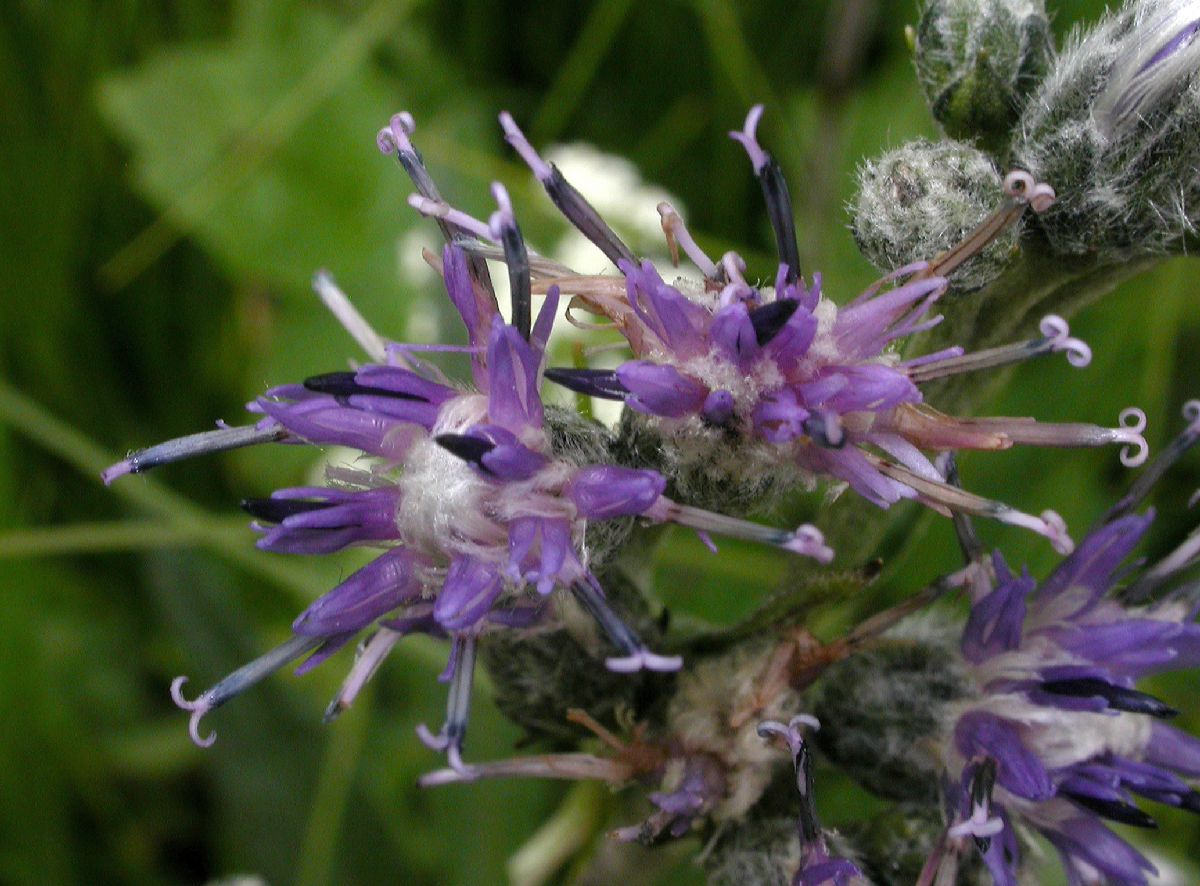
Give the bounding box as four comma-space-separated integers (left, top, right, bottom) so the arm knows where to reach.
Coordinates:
3, 0, 1199, 883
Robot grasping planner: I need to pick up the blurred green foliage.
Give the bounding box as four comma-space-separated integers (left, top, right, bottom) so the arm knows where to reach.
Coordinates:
2, 0, 1199, 883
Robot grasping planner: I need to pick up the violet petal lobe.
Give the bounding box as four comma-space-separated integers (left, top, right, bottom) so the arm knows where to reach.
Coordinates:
486, 317, 544, 432
434, 556, 505, 631
293, 547, 425, 636
954, 711, 1053, 801
616, 361, 708, 418
568, 466, 666, 519
710, 301, 760, 370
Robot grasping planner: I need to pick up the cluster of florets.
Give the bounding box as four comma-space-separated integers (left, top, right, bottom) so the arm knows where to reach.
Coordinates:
101, 5, 1200, 878
926, 408, 1200, 885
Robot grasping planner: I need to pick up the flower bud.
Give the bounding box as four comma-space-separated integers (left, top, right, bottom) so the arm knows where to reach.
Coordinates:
811, 627, 972, 802
1014, 0, 1200, 258
851, 140, 1018, 291
913, 0, 1053, 154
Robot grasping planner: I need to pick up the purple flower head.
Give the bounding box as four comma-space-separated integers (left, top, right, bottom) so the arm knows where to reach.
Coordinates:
503, 106, 1150, 553
104, 112, 836, 772
930, 401, 1200, 885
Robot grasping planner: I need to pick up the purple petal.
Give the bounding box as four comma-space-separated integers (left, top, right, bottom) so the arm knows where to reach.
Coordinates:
466, 424, 549, 481
616, 361, 708, 418
710, 302, 760, 370
568, 466, 666, 519
257, 396, 425, 457
702, 389, 736, 425
954, 712, 1052, 801
252, 487, 400, 554
800, 365, 919, 415
1053, 619, 1182, 677
293, 548, 425, 635
530, 285, 561, 357
353, 365, 457, 405
1043, 814, 1155, 885
799, 444, 914, 508
507, 517, 581, 594
619, 259, 709, 357
434, 556, 504, 631
834, 275, 945, 357
752, 387, 809, 443
961, 554, 1033, 663
764, 304, 818, 373
1038, 512, 1153, 603
486, 318, 544, 432
1146, 721, 1200, 778
443, 244, 498, 385
979, 810, 1020, 886
294, 630, 357, 675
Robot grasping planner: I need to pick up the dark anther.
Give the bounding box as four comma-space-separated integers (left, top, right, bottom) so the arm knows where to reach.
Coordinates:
499, 220, 532, 341
240, 497, 334, 524
434, 433, 496, 471
303, 372, 427, 402
1040, 677, 1179, 719
1178, 791, 1200, 815
758, 159, 802, 285
1063, 792, 1157, 829
748, 299, 800, 346
544, 367, 629, 400
544, 167, 638, 268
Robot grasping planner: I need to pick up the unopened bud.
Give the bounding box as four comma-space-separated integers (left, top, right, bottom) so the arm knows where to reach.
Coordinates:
851, 140, 1018, 291
913, 0, 1053, 154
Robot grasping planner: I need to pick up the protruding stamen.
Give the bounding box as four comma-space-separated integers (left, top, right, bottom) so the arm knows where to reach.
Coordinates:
418, 752, 635, 788
870, 456, 1074, 553
1104, 400, 1200, 525
376, 111, 416, 156
488, 183, 532, 340
102, 424, 287, 484
381, 112, 497, 299
757, 715, 822, 841
416, 635, 478, 772
729, 105, 802, 283
569, 579, 682, 673
323, 628, 402, 723
1038, 315, 1092, 366
499, 112, 637, 268
1135, 523, 1200, 595
1040, 677, 1178, 718
948, 758, 1004, 849
407, 195, 493, 241
960, 409, 1149, 467
645, 499, 834, 562
920, 171, 1054, 281
169, 634, 322, 747
657, 202, 719, 279
1002, 170, 1056, 214
312, 271, 388, 362
908, 314, 1091, 384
